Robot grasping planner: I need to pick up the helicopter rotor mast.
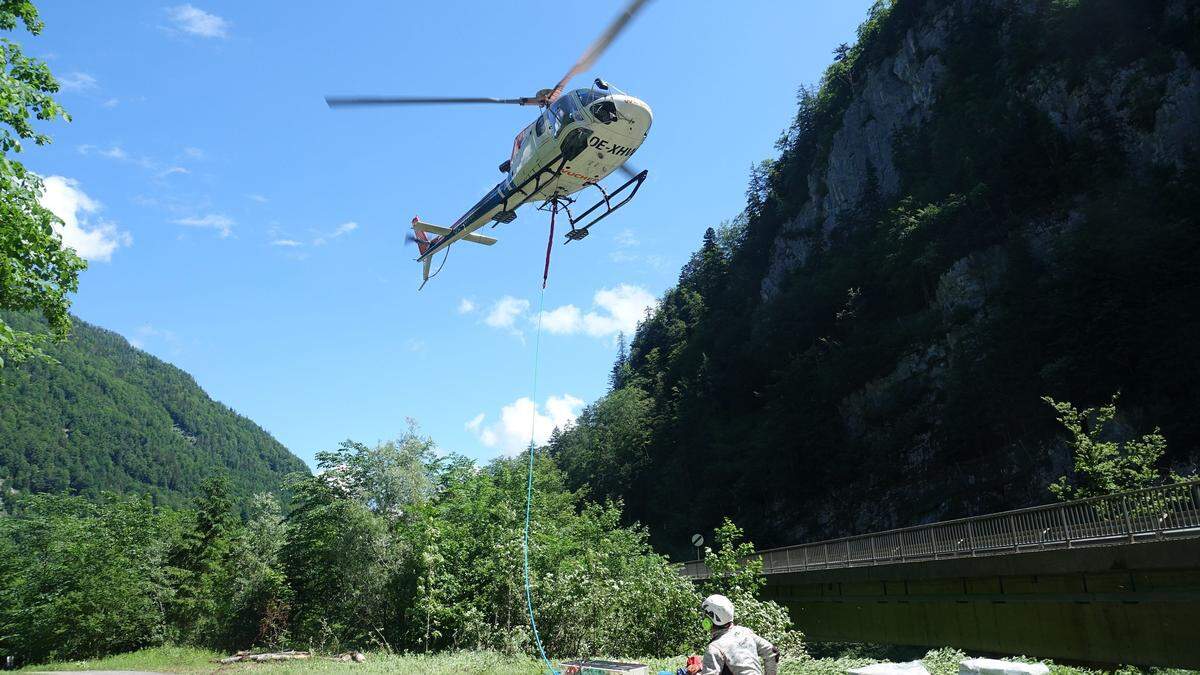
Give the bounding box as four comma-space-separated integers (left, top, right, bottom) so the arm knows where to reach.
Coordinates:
323, 0, 650, 110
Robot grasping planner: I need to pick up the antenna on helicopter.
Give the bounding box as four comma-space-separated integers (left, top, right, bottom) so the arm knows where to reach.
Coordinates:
324, 0, 649, 110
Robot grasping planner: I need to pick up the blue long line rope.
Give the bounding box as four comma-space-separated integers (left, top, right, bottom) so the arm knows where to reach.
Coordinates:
524, 284, 557, 675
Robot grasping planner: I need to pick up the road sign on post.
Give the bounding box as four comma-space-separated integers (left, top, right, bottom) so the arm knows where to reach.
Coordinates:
691, 533, 704, 562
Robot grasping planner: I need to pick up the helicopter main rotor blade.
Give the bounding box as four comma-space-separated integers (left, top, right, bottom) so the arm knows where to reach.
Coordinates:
325, 95, 542, 107
546, 0, 650, 103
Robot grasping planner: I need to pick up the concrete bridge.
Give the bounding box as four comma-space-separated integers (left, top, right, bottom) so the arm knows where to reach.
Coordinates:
683, 481, 1200, 668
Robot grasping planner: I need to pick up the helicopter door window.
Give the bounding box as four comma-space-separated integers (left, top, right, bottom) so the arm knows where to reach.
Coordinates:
512, 123, 533, 165
543, 106, 560, 137
535, 114, 546, 137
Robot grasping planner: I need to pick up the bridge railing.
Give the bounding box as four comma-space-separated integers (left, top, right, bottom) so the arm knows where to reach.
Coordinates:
682, 479, 1200, 579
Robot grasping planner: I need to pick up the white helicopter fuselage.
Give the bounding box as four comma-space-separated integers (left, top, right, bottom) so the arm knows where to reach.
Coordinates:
509, 92, 652, 197
415, 87, 652, 266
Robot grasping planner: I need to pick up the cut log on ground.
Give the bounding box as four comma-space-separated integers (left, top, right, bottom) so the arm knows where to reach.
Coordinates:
216, 650, 366, 664
217, 650, 312, 664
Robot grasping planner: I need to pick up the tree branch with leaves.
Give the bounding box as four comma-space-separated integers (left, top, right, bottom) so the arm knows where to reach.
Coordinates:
0, 0, 85, 368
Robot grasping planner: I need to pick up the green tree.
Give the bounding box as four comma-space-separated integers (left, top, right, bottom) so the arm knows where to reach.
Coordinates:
404, 452, 699, 657
550, 386, 652, 506
282, 470, 403, 652
313, 425, 438, 519
167, 476, 245, 647
0, 1, 86, 367
700, 519, 805, 658
1046, 393, 1185, 501
0, 494, 171, 663
224, 492, 292, 649
609, 332, 629, 390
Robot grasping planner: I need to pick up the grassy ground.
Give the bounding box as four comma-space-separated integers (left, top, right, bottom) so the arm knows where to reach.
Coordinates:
20, 647, 548, 674
19, 646, 1200, 675
20, 647, 656, 674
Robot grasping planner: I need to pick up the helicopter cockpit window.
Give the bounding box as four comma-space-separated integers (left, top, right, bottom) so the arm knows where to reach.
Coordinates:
550, 95, 583, 137
535, 115, 545, 137
576, 89, 603, 107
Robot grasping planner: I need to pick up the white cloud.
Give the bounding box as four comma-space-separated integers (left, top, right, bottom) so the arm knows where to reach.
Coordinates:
538, 304, 583, 334
159, 166, 189, 177
614, 228, 639, 247
78, 144, 161, 171
470, 394, 583, 455
312, 221, 358, 246
485, 296, 530, 332
101, 97, 120, 108
457, 298, 476, 314
78, 144, 127, 160
271, 239, 302, 247
38, 176, 131, 262
130, 324, 181, 354
183, 146, 205, 159
58, 72, 98, 92
166, 5, 230, 38
406, 338, 427, 353
582, 284, 655, 337
534, 284, 655, 340
609, 248, 668, 269
174, 214, 233, 238
246, 193, 268, 203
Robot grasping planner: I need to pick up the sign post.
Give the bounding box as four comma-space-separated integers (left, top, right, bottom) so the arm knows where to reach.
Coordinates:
691, 533, 704, 562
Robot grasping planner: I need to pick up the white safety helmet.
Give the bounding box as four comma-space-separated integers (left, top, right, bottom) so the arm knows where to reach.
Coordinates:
701, 594, 735, 627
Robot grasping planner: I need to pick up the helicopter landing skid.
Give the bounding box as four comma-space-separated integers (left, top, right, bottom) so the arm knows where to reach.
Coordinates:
545, 169, 648, 244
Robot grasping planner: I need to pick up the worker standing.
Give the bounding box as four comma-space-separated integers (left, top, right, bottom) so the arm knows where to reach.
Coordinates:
691, 594, 780, 675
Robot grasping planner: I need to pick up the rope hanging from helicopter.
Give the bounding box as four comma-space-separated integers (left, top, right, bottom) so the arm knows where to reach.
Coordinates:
322, 0, 654, 671
523, 281, 555, 674
427, 246, 451, 282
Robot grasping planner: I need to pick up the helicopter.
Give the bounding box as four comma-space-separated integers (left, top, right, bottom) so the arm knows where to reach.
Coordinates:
325, 0, 652, 288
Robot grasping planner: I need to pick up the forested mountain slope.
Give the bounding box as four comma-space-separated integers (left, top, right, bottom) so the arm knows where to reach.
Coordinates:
552, 0, 1200, 557
0, 312, 308, 510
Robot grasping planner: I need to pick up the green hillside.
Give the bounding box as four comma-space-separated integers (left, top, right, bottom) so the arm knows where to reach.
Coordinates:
552, 0, 1200, 557
0, 312, 308, 510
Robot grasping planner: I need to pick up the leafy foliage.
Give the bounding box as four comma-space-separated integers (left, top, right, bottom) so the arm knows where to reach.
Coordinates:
0, 494, 171, 662
0, 429, 803, 665
700, 520, 804, 659
0, 312, 309, 510
1046, 393, 1186, 501
0, 1, 85, 368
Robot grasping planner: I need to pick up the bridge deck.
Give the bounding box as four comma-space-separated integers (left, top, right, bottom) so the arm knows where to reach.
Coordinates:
681, 481, 1200, 668
682, 480, 1200, 579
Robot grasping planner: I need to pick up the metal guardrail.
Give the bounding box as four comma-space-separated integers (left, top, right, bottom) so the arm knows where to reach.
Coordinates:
682, 480, 1200, 579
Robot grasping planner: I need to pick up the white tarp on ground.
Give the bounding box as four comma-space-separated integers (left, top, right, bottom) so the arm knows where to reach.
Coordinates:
847, 660, 931, 675
959, 658, 1050, 675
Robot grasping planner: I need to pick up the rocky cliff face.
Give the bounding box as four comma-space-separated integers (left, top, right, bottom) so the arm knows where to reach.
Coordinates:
762, 2, 953, 299
556, 0, 1200, 556
756, 0, 1200, 539
766, 0, 1200, 301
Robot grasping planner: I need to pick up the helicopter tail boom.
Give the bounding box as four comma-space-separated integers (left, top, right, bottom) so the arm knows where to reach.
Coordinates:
412, 218, 497, 246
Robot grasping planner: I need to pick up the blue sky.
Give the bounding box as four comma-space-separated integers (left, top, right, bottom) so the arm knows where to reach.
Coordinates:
26, 1, 875, 466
